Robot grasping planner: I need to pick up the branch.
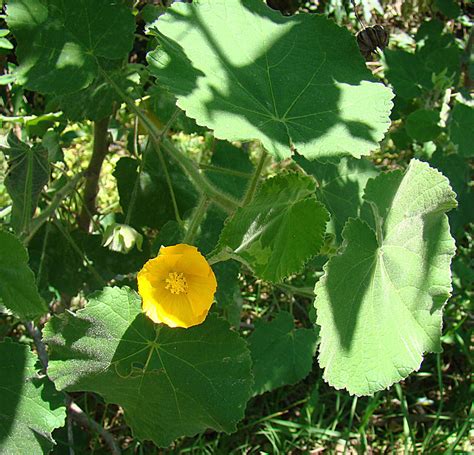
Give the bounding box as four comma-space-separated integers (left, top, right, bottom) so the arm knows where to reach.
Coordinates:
27, 321, 121, 454
78, 117, 110, 231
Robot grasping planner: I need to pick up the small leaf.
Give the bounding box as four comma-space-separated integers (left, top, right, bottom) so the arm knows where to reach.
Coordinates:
43, 287, 253, 447
1, 132, 49, 235
315, 160, 457, 396
0, 340, 66, 454
449, 102, 474, 158
296, 155, 379, 241
248, 311, 317, 395
406, 109, 442, 142
7, 0, 135, 94
147, 0, 393, 160
0, 230, 47, 319
219, 173, 329, 283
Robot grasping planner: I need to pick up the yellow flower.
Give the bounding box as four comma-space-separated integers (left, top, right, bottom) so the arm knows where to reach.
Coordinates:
137, 244, 217, 328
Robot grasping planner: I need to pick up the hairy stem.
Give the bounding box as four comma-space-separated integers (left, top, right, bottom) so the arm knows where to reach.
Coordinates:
78, 117, 110, 231
183, 195, 210, 244
100, 67, 239, 213
242, 148, 267, 206
25, 172, 85, 245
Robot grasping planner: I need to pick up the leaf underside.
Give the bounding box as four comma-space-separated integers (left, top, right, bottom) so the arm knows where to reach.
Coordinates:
314, 159, 457, 396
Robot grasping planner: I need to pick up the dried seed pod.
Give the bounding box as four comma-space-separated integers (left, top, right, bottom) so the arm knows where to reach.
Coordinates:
356, 24, 389, 59
267, 0, 302, 15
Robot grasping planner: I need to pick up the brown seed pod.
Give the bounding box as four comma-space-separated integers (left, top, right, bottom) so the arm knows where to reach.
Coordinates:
356, 24, 389, 59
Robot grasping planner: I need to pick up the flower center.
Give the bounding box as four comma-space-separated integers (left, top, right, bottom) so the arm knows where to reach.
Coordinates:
165, 272, 188, 295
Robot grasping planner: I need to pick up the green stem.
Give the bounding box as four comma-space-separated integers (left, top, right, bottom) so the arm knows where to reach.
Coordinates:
198, 163, 253, 178
183, 195, 209, 244
276, 283, 315, 299
162, 138, 239, 213
242, 148, 267, 206
24, 172, 85, 245
100, 67, 239, 214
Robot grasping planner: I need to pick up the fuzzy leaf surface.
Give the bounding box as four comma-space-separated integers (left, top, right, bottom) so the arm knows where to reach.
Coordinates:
0, 231, 47, 319
315, 160, 457, 395
6, 0, 135, 94
147, 0, 393, 160
43, 287, 253, 447
0, 340, 65, 454
249, 311, 317, 395
219, 173, 329, 283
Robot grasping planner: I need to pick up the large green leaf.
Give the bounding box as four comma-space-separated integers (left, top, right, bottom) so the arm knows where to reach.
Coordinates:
6, 0, 135, 94
218, 173, 329, 283
0, 340, 66, 454
296, 155, 379, 241
147, 0, 393, 160
314, 160, 457, 396
449, 102, 474, 158
0, 230, 47, 319
248, 311, 317, 395
1, 133, 49, 235
43, 287, 253, 447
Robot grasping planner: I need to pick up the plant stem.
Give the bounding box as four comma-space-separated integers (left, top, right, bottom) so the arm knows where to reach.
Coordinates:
162, 138, 239, 213
183, 195, 209, 244
100, 67, 239, 214
199, 163, 253, 178
26, 320, 121, 454
242, 148, 267, 206
24, 172, 85, 245
78, 117, 110, 232
68, 401, 121, 455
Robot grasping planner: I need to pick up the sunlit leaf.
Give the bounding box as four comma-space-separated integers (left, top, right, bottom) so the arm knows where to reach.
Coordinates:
315, 160, 457, 395
44, 287, 253, 447
219, 173, 329, 282
147, 0, 393, 160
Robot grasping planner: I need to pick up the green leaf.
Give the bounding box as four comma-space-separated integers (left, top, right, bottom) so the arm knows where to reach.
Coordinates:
383, 49, 432, 99
1, 133, 49, 235
315, 160, 457, 396
0, 340, 66, 454
429, 150, 473, 235
219, 173, 329, 283
0, 230, 47, 319
43, 287, 253, 447
406, 109, 442, 142
434, 0, 461, 19
7, 0, 135, 94
449, 102, 474, 157
147, 0, 393, 160
248, 311, 317, 395
296, 155, 379, 241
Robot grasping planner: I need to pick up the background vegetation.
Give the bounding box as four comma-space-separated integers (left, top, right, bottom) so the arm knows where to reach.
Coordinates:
0, 0, 472, 453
